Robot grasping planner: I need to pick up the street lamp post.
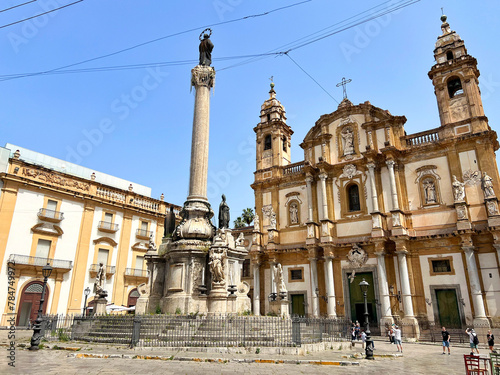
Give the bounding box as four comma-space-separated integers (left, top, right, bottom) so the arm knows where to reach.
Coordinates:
83, 287, 91, 316
29, 263, 53, 351
359, 278, 374, 360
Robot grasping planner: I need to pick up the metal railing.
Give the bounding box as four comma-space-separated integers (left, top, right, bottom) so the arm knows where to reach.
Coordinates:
97, 221, 119, 232
89, 264, 116, 275
7, 254, 73, 269
37, 208, 64, 221
136, 228, 152, 238
41, 314, 351, 348
125, 268, 147, 277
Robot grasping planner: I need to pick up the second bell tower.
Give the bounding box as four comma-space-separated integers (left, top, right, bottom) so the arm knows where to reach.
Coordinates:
428, 15, 489, 134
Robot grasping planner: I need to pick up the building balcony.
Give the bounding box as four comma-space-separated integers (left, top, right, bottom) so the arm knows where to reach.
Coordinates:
136, 228, 152, 240
37, 208, 64, 223
7, 254, 73, 273
89, 264, 115, 278
124, 268, 148, 278
97, 221, 119, 233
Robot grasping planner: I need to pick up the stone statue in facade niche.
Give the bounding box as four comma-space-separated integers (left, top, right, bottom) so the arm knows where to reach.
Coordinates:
341, 127, 355, 155
423, 179, 437, 203
452, 175, 465, 201
273, 263, 287, 295
93, 262, 107, 297
199, 29, 214, 66
208, 247, 226, 284
289, 202, 299, 224
482, 172, 495, 198
218, 194, 230, 229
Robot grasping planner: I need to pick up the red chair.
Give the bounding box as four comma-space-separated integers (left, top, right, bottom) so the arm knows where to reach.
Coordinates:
464, 354, 490, 374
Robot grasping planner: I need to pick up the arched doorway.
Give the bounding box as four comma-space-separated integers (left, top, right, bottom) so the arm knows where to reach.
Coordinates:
127, 288, 140, 307
16, 281, 49, 326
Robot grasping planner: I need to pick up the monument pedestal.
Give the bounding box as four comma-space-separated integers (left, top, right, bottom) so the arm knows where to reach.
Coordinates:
269, 299, 289, 317
95, 297, 107, 315
208, 285, 228, 314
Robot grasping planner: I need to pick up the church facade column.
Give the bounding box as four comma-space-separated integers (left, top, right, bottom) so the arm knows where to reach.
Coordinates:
253, 261, 261, 316
306, 175, 314, 222
373, 241, 393, 325
308, 247, 320, 317
386, 160, 399, 210
461, 235, 488, 325
323, 246, 336, 317
318, 173, 329, 220
394, 238, 419, 337
367, 163, 379, 212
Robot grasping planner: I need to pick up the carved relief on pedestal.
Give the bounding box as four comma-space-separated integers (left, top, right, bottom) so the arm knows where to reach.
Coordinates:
456, 205, 468, 220
486, 200, 498, 216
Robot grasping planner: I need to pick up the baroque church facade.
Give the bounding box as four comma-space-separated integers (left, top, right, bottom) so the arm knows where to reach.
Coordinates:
248, 16, 500, 331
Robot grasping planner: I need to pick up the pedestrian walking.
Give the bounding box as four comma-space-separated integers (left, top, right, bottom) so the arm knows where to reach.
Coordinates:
441, 327, 451, 355
355, 321, 361, 340
487, 329, 495, 353
361, 330, 367, 348
393, 325, 403, 353
466, 328, 480, 355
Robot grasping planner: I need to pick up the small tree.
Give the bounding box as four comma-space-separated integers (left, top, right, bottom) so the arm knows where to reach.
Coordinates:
234, 216, 245, 228
241, 208, 255, 226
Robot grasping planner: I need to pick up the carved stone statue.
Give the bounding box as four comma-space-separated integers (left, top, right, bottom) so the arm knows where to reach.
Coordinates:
148, 232, 157, 251
208, 247, 226, 284
423, 179, 437, 204
273, 263, 287, 295
482, 172, 495, 198
253, 213, 260, 231
235, 232, 245, 247
341, 127, 355, 155
93, 262, 107, 297
452, 175, 465, 202
199, 32, 214, 66
269, 210, 277, 230
289, 202, 299, 224
218, 194, 230, 229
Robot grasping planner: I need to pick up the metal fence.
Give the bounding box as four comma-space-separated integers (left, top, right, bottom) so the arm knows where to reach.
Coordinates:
41, 314, 350, 348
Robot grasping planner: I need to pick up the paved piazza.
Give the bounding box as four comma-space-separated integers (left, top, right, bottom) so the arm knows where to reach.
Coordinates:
0, 331, 490, 374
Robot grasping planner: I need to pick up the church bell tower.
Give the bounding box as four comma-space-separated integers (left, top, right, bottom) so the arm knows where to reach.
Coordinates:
428, 15, 489, 134
254, 82, 293, 174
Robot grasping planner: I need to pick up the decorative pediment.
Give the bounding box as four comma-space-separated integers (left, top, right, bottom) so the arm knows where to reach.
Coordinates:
131, 241, 149, 252
93, 237, 118, 247
31, 223, 64, 237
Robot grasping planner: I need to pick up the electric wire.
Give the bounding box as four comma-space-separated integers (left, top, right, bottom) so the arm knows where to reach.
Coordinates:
285, 54, 339, 103
0, 0, 83, 29
0, 0, 37, 14
0, 0, 311, 82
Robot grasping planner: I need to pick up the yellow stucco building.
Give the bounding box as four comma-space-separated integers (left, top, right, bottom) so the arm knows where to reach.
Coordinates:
0, 144, 179, 326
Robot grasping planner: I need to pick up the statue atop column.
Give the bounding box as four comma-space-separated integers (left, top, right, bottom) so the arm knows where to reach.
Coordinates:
199, 28, 214, 66
93, 262, 107, 297
218, 194, 230, 229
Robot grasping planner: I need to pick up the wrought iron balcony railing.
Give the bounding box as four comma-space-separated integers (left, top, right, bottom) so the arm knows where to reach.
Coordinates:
8, 254, 73, 270
89, 264, 116, 275
136, 228, 152, 238
97, 221, 119, 232
37, 208, 64, 222
124, 268, 148, 278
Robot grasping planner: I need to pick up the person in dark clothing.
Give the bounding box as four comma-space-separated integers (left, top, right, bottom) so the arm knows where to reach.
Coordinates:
487, 329, 495, 352
441, 327, 451, 355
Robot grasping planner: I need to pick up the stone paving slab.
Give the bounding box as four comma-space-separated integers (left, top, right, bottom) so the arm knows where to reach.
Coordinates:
1, 330, 496, 374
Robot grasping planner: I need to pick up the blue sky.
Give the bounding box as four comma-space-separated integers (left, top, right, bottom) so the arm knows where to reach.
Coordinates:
1, 0, 500, 223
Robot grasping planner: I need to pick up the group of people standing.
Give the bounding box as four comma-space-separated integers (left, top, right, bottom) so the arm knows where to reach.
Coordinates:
441, 327, 496, 355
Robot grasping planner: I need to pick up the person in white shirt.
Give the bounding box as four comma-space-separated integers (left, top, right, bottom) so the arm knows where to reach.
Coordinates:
393, 325, 403, 353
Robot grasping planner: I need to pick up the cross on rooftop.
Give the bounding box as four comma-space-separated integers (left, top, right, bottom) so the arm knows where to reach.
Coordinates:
336, 77, 352, 100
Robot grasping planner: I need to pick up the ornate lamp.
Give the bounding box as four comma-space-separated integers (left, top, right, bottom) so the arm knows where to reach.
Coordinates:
29, 263, 52, 351
358, 278, 374, 360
